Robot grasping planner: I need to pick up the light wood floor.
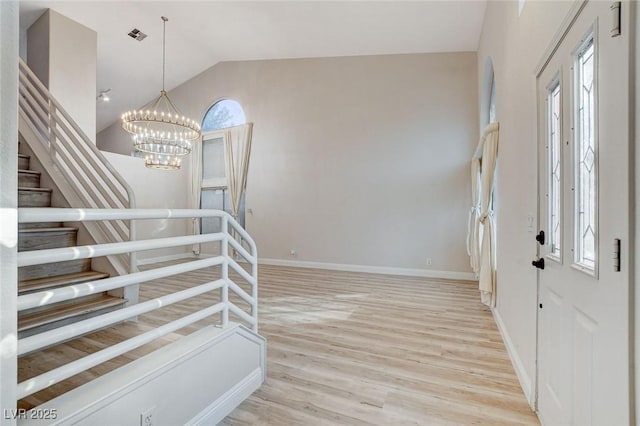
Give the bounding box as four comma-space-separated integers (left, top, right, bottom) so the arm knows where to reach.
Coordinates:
223, 265, 539, 426
18, 262, 539, 425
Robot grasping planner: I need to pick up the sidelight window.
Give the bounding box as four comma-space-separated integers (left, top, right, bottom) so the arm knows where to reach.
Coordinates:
574, 35, 596, 270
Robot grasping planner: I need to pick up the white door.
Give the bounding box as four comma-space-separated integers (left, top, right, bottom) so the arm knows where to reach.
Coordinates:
535, 2, 631, 425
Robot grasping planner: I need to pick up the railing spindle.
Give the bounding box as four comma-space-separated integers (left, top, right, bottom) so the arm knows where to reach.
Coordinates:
221, 215, 229, 327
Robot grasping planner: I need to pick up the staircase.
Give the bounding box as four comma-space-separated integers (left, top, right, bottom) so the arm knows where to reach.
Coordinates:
17, 148, 126, 339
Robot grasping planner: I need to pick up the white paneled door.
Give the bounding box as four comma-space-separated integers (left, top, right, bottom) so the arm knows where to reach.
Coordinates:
535, 1, 631, 425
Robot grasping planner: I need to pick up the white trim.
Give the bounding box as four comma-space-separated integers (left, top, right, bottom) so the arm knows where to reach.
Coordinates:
136, 252, 194, 266
260, 258, 477, 281
21, 324, 265, 426
186, 367, 263, 426
0, 0, 19, 414
492, 307, 535, 409
535, 0, 588, 77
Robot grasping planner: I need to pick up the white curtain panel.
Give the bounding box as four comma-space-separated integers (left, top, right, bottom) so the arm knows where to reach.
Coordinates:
189, 137, 203, 255
467, 158, 482, 275
478, 122, 499, 307
224, 122, 253, 227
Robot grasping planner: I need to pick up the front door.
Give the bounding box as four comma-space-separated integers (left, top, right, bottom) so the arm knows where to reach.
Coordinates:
535, 1, 631, 425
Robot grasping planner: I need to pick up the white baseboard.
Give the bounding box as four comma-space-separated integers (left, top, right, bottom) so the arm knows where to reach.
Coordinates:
259, 258, 477, 281
491, 307, 535, 409
187, 367, 263, 425
137, 254, 477, 281
136, 252, 195, 266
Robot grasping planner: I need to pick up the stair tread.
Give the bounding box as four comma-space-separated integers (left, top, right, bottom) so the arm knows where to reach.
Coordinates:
19, 271, 110, 294
18, 187, 52, 192
19, 222, 63, 229
18, 169, 40, 175
18, 295, 126, 332
19, 227, 78, 234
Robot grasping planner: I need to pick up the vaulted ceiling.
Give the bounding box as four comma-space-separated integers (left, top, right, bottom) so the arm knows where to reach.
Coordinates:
19, 1, 487, 132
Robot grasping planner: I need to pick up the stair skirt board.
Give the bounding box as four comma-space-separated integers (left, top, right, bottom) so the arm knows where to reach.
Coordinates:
19, 324, 266, 426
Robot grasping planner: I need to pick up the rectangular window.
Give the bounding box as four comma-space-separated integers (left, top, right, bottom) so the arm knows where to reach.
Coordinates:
200, 135, 246, 232
548, 81, 561, 259
202, 137, 226, 187
574, 36, 596, 270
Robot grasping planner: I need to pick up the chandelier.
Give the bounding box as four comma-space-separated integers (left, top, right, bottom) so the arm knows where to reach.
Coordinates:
121, 16, 201, 170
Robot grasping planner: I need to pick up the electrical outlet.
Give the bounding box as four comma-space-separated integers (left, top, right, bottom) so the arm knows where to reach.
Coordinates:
426, 258, 432, 266
290, 249, 297, 257
140, 406, 155, 426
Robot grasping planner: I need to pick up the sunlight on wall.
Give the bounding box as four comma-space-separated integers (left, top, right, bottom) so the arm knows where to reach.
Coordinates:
0, 208, 17, 248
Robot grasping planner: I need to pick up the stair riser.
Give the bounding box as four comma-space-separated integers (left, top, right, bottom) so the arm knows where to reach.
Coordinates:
18, 190, 51, 207
18, 156, 29, 170
19, 230, 77, 251
19, 259, 91, 281
18, 172, 41, 188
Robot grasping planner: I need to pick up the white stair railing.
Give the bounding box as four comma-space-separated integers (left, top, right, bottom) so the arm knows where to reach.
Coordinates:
16, 208, 258, 401
17, 58, 136, 274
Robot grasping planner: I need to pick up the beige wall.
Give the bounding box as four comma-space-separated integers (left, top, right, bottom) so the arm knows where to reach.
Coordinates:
99, 52, 478, 275
477, 0, 579, 404
27, 9, 97, 142
101, 152, 191, 263
634, 0, 639, 418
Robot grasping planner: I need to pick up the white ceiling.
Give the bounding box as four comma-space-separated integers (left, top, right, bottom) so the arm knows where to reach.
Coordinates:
19, 1, 487, 132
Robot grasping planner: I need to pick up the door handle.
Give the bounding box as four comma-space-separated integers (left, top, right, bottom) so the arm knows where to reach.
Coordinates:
532, 258, 545, 270
535, 230, 545, 245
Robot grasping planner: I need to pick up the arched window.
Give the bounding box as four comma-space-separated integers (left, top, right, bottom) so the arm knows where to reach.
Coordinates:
199, 99, 247, 233
202, 99, 246, 132
483, 57, 496, 125
488, 74, 496, 123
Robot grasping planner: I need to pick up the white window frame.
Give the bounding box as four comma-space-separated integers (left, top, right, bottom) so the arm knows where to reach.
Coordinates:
571, 26, 598, 277
546, 74, 562, 263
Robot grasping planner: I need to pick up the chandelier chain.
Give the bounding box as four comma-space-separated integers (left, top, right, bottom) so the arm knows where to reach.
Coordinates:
162, 16, 167, 92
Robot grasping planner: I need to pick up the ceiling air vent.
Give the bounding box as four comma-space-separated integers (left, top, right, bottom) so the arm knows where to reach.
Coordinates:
127, 28, 147, 41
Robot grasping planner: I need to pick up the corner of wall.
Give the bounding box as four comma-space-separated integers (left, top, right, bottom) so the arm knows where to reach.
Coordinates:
491, 307, 535, 409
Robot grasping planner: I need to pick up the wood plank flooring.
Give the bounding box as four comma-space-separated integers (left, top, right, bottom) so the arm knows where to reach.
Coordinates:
18, 261, 538, 425
222, 265, 539, 425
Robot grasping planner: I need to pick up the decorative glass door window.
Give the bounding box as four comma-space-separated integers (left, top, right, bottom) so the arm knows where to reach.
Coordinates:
548, 81, 562, 259
574, 36, 596, 270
